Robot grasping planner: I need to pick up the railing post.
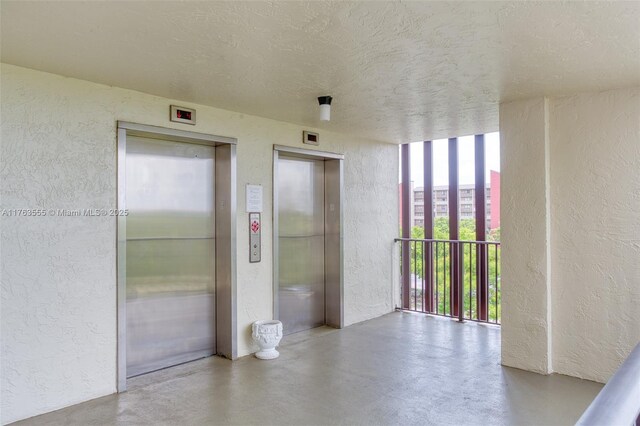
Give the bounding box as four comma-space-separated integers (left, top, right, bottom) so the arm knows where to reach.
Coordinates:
457, 242, 465, 322
477, 244, 488, 320
425, 242, 432, 312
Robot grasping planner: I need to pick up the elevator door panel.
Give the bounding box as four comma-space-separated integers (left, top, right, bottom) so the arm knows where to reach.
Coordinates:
278, 157, 325, 335
125, 136, 216, 378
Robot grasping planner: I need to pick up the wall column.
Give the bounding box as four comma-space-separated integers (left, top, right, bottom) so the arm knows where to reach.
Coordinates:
423, 141, 434, 311
475, 134, 488, 321
448, 138, 461, 317
401, 144, 411, 309
500, 97, 553, 374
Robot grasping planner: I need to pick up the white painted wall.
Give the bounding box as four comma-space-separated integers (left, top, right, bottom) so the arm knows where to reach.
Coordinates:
500, 87, 640, 383
549, 88, 640, 383
0, 64, 398, 424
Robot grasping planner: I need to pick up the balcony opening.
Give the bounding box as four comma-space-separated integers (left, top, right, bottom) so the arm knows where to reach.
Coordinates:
397, 133, 501, 324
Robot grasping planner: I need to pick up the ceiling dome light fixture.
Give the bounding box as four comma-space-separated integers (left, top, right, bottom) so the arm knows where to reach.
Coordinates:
318, 96, 332, 121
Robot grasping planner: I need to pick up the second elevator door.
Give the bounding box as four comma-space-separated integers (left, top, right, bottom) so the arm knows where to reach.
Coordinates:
278, 157, 325, 335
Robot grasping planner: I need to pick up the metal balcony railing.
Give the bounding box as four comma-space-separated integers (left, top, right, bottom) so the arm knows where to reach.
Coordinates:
394, 238, 501, 324
576, 342, 640, 426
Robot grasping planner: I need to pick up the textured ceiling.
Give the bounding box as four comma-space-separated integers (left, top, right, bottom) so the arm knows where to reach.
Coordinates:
1, 1, 639, 143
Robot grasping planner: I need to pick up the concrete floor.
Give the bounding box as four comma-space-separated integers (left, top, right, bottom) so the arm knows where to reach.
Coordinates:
14, 312, 602, 426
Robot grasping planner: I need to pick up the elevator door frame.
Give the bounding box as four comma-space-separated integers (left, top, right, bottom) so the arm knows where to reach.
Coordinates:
272, 145, 344, 331
116, 121, 237, 392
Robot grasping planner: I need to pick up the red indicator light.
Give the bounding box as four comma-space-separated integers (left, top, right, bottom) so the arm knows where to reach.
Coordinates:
171, 105, 196, 124
177, 110, 191, 120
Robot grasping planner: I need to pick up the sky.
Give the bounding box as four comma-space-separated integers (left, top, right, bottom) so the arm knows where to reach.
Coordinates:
400, 132, 500, 187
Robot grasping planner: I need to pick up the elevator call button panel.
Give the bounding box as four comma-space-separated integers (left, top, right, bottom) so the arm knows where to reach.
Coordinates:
249, 212, 261, 263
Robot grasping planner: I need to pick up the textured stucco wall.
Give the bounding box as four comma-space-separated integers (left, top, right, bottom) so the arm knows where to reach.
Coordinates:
499, 97, 553, 374
500, 88, 640, 383
549, 88, 640, 383
0, 64, 398, 424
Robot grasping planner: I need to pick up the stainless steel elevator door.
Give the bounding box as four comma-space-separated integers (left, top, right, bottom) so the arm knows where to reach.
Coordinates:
125, 136, 216, 378
278, 157, 325, 335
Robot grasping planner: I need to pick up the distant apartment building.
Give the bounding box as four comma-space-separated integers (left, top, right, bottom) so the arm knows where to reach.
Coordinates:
403, 171, 501, 232
490, 170, 501, 230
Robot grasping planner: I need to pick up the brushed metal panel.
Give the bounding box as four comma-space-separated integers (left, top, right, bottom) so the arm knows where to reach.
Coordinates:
215, 144, 237, 359
125, 137, 216, 240
118, 121, 237, 146
126, 293, 215, 377
279, 236, 326, 334
277, 157, 325, 335
126, 239, 215, 298
324, 159, 344, 328
273, 144, 344, 160
117, 127, 128, 391
272, 150, 280, 321
125, 136, 216, 378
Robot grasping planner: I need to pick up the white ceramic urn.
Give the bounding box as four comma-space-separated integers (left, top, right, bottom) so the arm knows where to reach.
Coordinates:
252, 320, 283, 360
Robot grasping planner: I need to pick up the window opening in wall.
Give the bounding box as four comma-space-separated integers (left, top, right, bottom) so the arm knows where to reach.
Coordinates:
397, 133, 501, 324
